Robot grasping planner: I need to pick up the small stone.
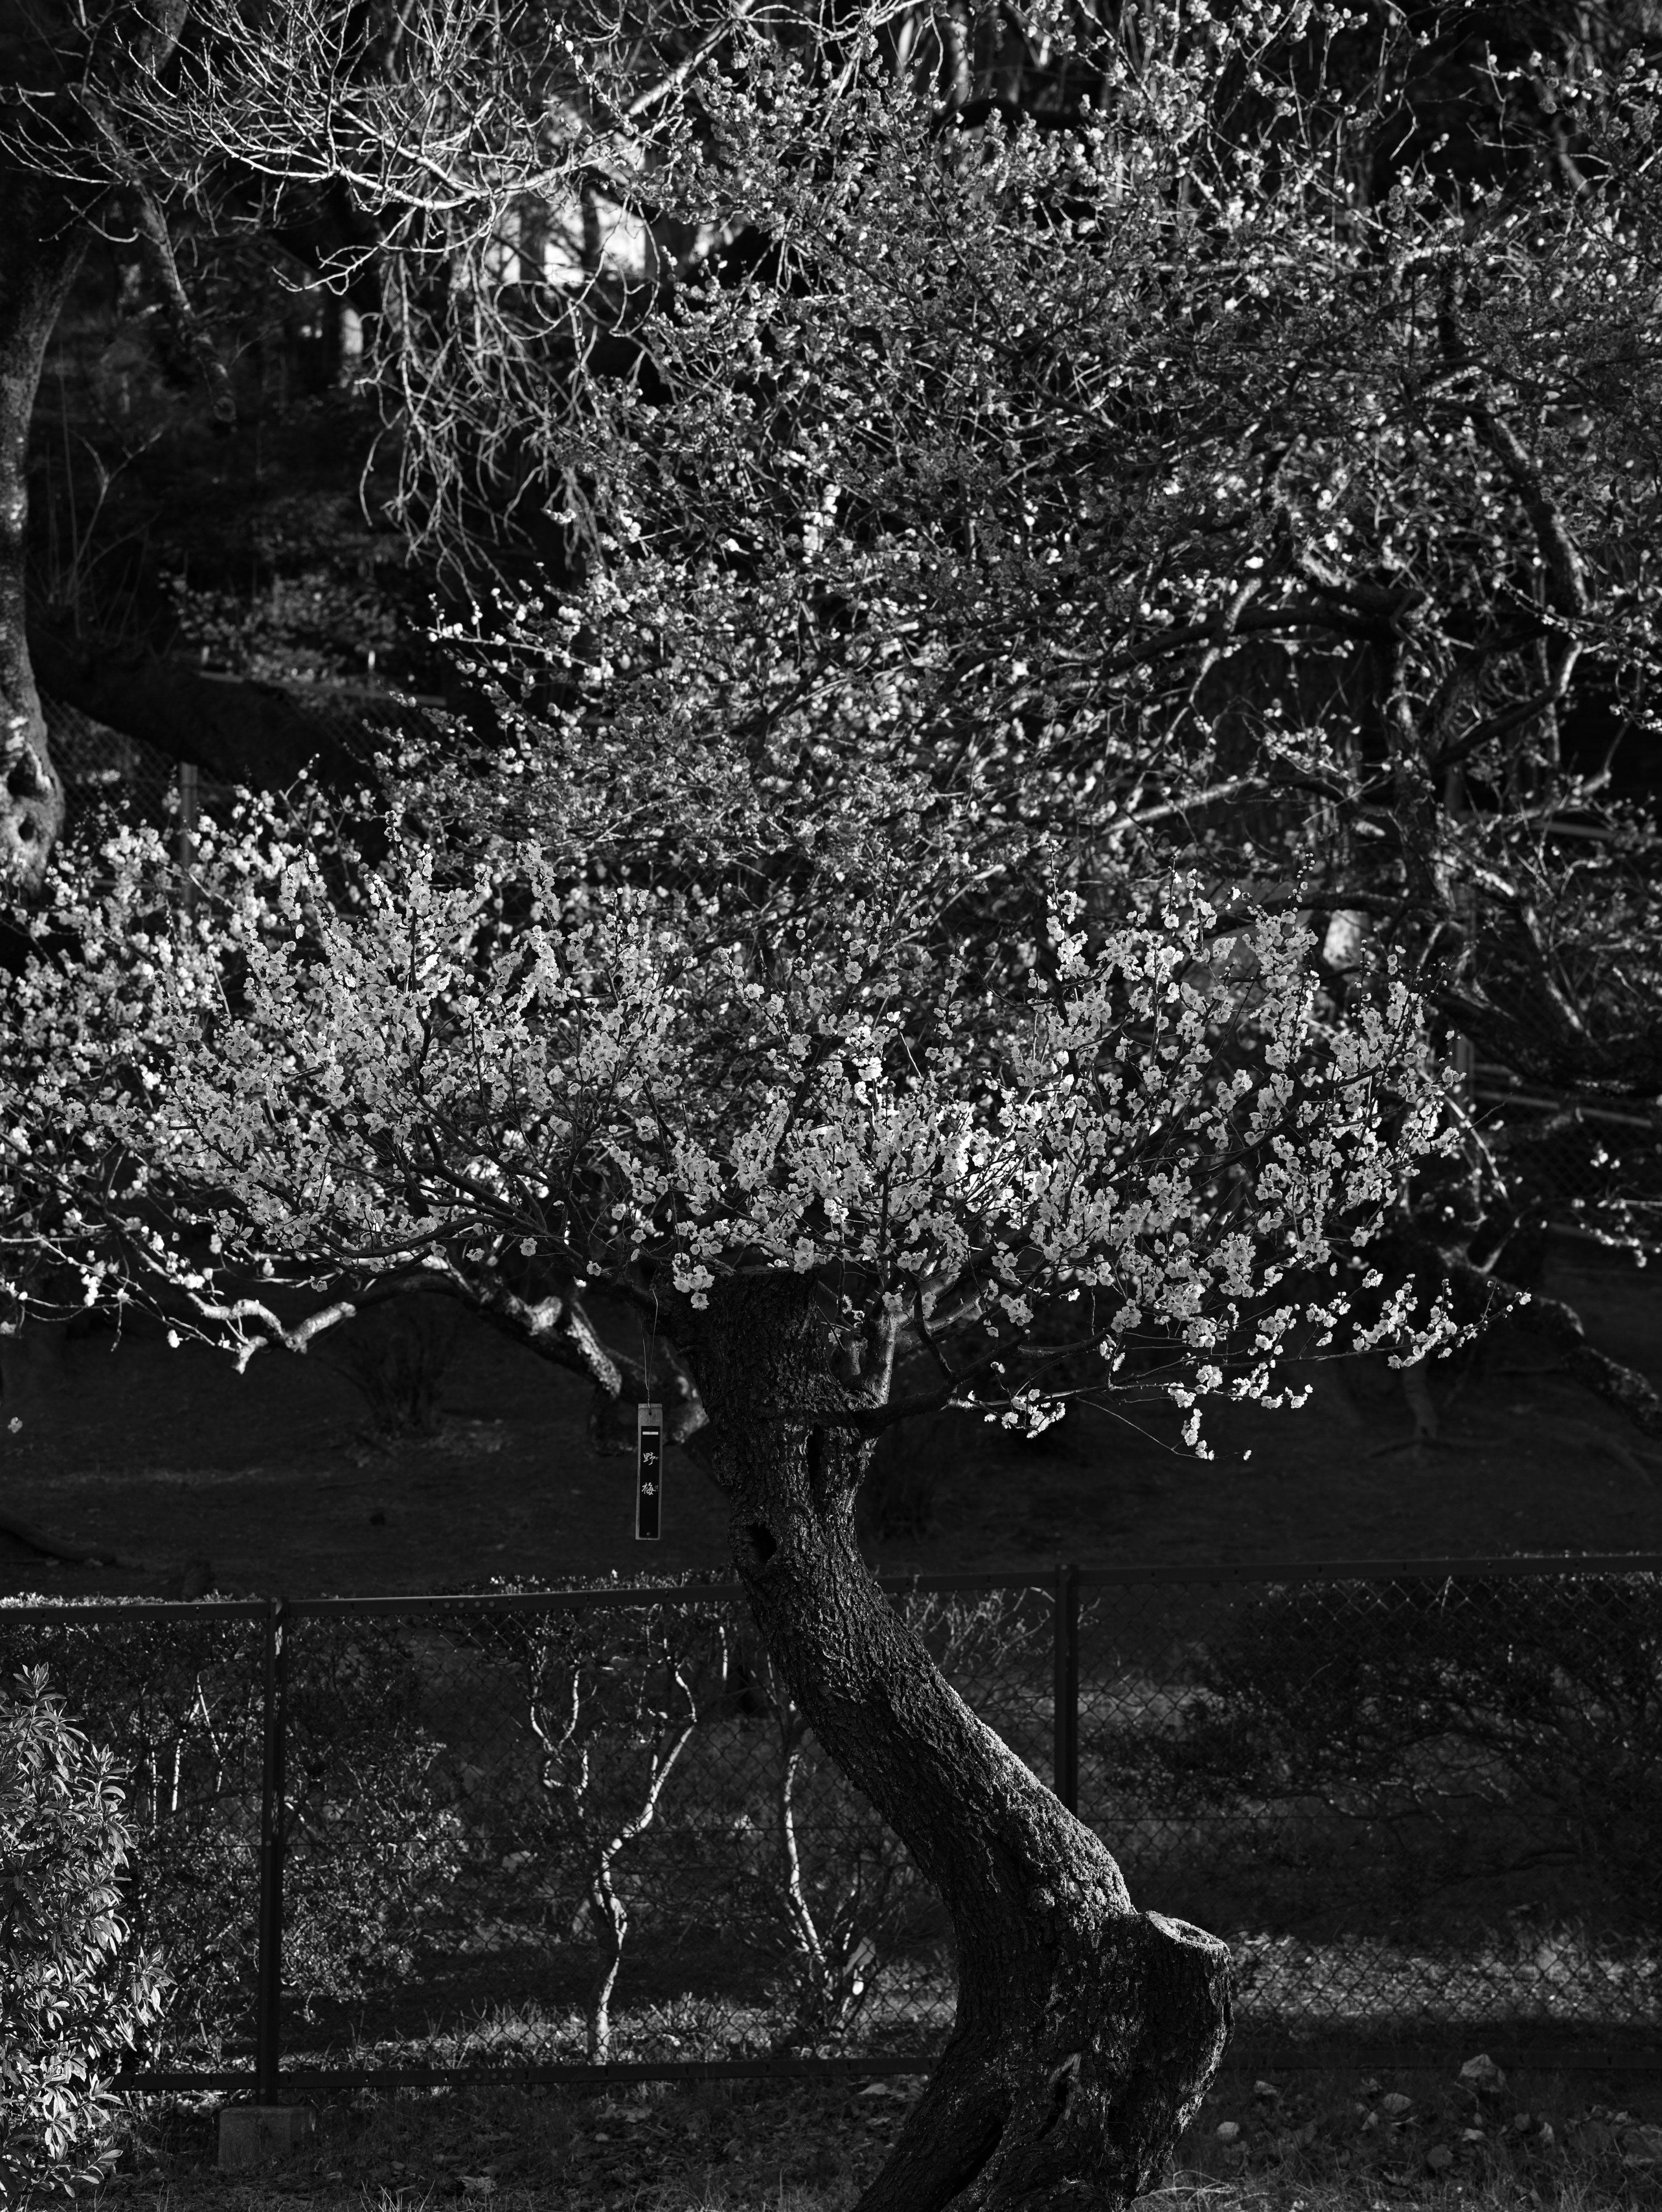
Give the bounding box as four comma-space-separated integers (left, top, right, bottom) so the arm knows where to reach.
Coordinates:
1215, 2122, 1241, 2143
1461, 2128, 1486, 2144
1511, 2113, 1533, 2134
1425, 2144, 1455, 2172
1459, 2054, 1506, 2096
1253, 2080, 1281, 2102
1382, 2093, 1413, 2117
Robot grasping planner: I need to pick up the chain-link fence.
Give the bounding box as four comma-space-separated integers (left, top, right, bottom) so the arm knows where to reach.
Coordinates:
3, 1557, 1659, 2096
48, 699, 195, 840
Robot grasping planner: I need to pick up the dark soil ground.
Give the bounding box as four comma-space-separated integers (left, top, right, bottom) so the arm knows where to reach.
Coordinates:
92, 2063, 1662, 2211
2, 1235, 1659, 1601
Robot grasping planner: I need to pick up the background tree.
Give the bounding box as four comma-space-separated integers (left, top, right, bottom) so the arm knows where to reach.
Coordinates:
0, 0, 731, 888
14, 2, 1660, 859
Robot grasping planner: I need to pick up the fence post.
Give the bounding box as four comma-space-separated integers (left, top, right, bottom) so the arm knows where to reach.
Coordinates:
254, 1597, 290, 2104
1053, 1564, 1079, 1815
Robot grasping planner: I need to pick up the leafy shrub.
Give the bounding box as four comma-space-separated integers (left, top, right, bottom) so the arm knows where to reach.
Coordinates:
281, 1631, 470, 2008
0, 1609, 262, 2060
0, 1609, 472, 2056
0, 1668, 171, 2205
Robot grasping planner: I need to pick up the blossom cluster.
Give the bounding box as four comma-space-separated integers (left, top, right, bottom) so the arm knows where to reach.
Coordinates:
1, 788, 1465, 1441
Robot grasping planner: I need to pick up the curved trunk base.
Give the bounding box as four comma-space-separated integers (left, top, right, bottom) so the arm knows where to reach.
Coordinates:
679, 1279, 1232, 2212
856, 1907, 1231, 2212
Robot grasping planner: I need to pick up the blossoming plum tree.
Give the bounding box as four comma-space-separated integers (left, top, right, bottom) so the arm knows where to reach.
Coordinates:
20, 0, 1654, 2199
0, 7, 1566, 2202
0, 726, 1466, 2203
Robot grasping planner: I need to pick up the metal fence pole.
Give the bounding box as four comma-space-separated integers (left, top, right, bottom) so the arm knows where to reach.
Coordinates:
255, 1597, 290, 2104
1053, 1563, 1079, 1814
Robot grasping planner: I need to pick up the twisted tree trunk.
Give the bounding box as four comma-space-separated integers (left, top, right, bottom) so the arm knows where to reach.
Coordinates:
680, 1275, 1231, 2212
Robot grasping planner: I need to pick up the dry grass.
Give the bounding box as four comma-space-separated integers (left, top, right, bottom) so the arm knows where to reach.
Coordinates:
86, 2062, 1662, 2211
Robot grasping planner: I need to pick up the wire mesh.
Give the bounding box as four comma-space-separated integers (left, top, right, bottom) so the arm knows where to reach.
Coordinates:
1075, 1565, 1662, 2060
1470, 1069, 1662, 1252
4, 1561, 1659, 2092
48, 699, 187, 836
270, 1576, 1055, 2077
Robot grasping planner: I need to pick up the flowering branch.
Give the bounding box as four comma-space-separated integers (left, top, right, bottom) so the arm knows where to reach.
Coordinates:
1, 773, 1471, 1462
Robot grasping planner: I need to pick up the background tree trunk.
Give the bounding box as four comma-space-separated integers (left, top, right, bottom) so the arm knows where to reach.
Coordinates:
682, 1277, 1232, 2212
0, 166, 80, 891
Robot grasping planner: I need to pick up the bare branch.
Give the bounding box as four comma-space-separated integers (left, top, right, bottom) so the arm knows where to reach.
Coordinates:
77, 88, 237, 423
622, 3, 754, 121
1468, 405, 1590, 622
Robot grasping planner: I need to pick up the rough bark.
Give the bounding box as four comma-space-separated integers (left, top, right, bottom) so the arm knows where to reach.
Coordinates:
678, 1275, 1231, 2212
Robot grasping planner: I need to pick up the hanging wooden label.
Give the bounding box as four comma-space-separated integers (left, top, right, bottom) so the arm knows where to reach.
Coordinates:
635, 1402, 664, 1541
